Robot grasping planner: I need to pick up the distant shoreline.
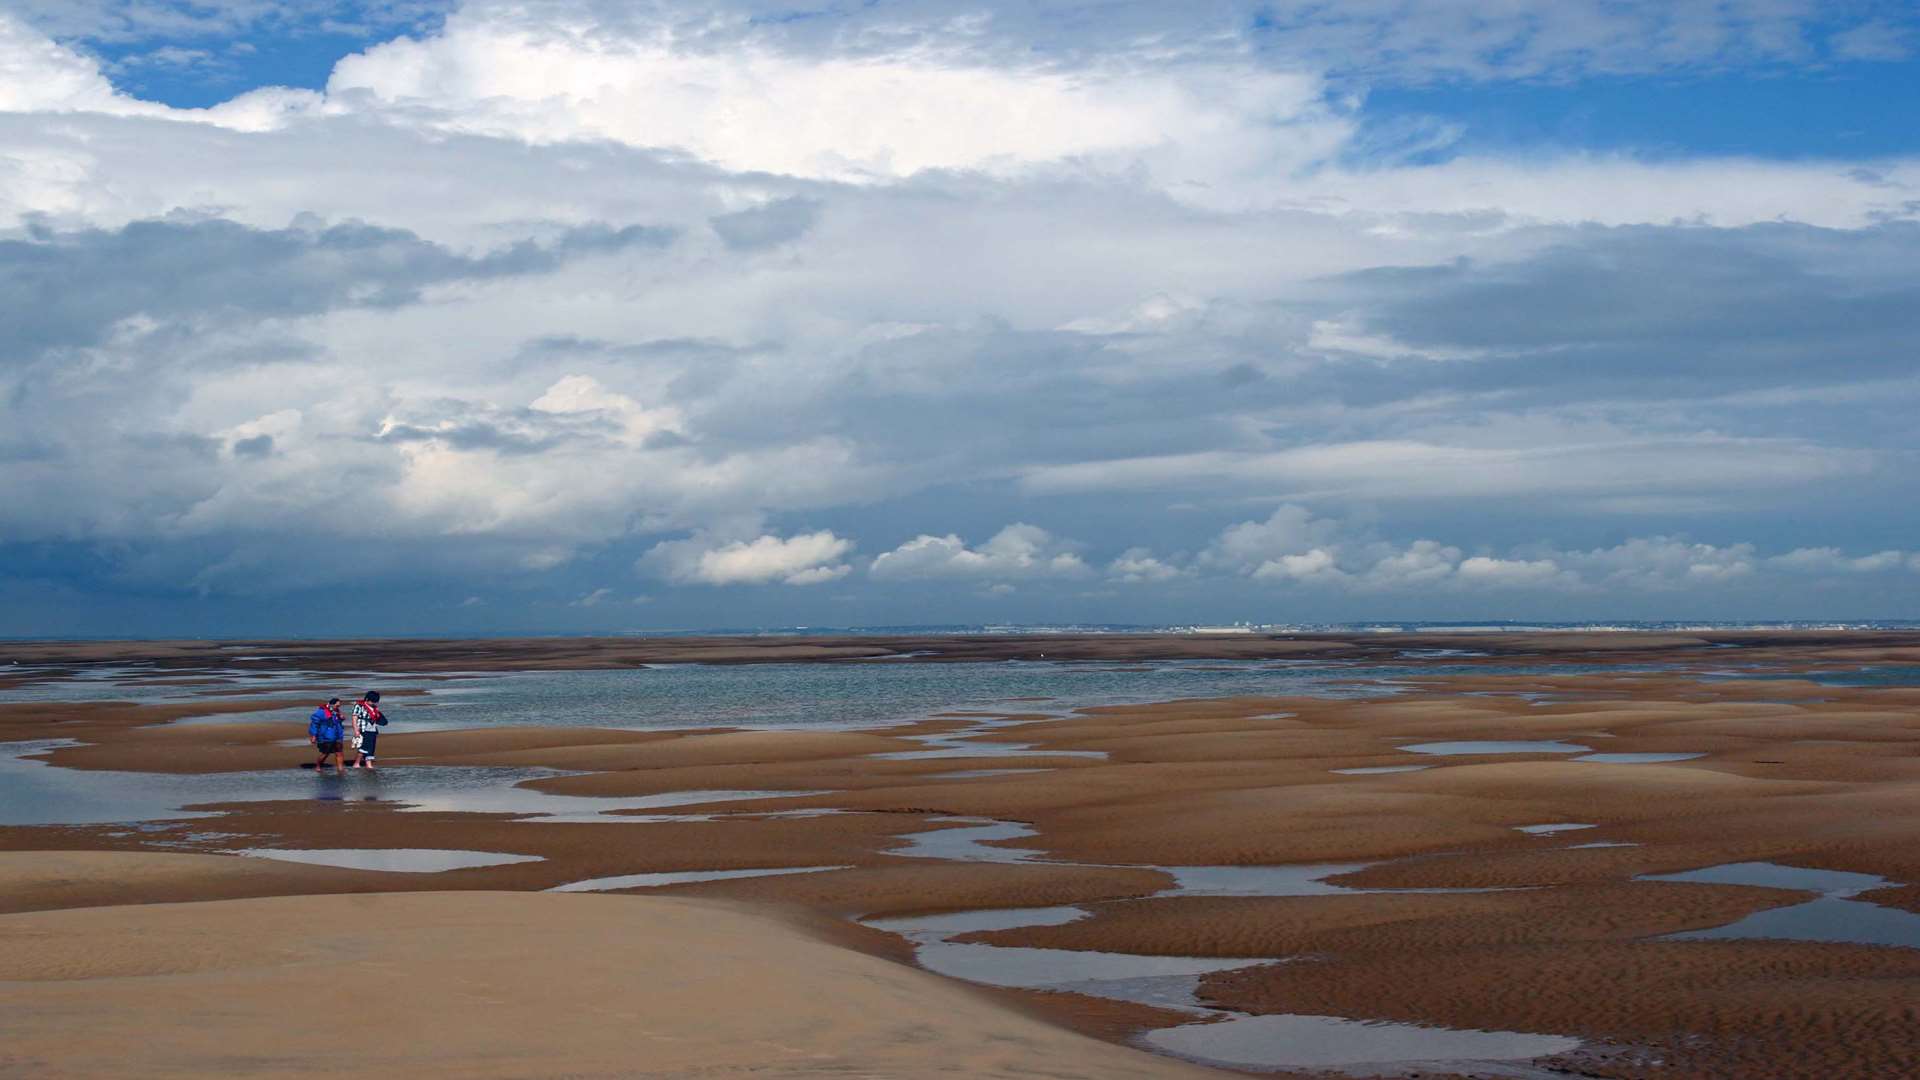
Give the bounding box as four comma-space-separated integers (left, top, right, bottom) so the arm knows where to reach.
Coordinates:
5, 618, 1918, 647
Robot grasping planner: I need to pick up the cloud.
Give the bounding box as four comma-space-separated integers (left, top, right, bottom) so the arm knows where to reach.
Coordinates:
1202, 506, 1344, 573
1252, 547, 1347, 585
1, 3, 1919, 626
1193, 505, 1876, 595
1828, 20, 1913, 62
1362, 540, 1463, 588
1454, 556, 1573, 588
1107, 547, 1185, 584
7, 2, 446, 47
1328, 224, 1920, 378
1020, 431, 1876, 505
316, 7, 1347, 194
870, 524, 1090, 581
709, 198, 820, 251
1245, 0, 1918, 81
230, 433, 275, 458
1767, 547, 1911, 574
642, 529, 853, 586
1561, 537, 1757, 588
1, 216, 673, 355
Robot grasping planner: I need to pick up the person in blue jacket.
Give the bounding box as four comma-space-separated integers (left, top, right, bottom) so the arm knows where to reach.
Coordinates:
308, 698, 346, 775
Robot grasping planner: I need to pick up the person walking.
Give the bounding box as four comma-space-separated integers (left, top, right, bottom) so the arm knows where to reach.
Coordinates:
351, 690, 387, 770
308, 698, 346, 775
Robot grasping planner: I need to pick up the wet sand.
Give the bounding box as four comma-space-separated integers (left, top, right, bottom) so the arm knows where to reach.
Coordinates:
4, 633, 1920, 1077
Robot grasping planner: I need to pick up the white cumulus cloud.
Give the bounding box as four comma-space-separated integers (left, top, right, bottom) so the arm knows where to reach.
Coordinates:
870, 523, 1090, 581
643, 529, 853, 586
1455, 556, 1575, 589
319, 9, 1347, 197
1767, 547, 1911, 574
1107, 547, 1185, 584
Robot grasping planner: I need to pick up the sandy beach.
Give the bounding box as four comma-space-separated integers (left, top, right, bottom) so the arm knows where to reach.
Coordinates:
4, 632, 1920, 1077
0, 866, 1215, 1079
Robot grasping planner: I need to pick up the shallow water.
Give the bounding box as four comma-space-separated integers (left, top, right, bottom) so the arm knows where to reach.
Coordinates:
1641, 861, 1920, 949
928, 768, 1057, 779
1668, 896, 1920, 949
1514, 823, 1595, 835
869, 743, 1106, 761
890, 819, 1048, 862
1159, 863, 1372, 897
548, 865, 850, 892
1803, 665, 1920, 688
1640, 861, 1887, 895
916, 939, 1265, 991
865, 905, 1089, 938
1331, 765, 1432, 775
1400, 740, 1592, 755
1141, 1014, 1581, 1076
867, 718, 1109, 761
237, 848, 543, 872
19, 658, 1673, 733
864, 876, 1578, 1075
0, 740, 827, 826
1574, 752, 1704, 764
0, 665, 349, 704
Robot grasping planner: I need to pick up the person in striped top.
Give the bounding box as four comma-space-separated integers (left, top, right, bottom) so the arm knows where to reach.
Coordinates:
351, 690, 387, 770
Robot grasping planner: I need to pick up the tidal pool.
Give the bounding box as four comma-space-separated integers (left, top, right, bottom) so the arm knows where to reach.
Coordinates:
0, 741, 828, 826
1641, 862, 1920, 949
1159, 863, 1372, 898
891, 819, 1047, 863
1399, 741, 1592, 756
548, 865, 850, 892
865, 888, 1579, 1076
1514, 823, 1595, 835
1142, 1013, 1582, 1076
237, 848, 543, 872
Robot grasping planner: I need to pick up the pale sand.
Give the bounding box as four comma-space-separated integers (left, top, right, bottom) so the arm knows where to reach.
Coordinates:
0, 850, 390, 915
0, 858, 1213, 1080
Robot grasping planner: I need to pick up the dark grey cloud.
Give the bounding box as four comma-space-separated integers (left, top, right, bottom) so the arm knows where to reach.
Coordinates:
1319, 221, 1920, 398
1346, 222, 1920, 351
709, 198, 820, 250
230, 433, 275, 458
651, 219, 1920, 503
1, 216, 674, 355
375, 414, 613, 455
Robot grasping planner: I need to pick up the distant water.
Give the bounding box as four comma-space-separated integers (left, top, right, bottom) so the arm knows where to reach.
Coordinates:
139, 659, 1676, 732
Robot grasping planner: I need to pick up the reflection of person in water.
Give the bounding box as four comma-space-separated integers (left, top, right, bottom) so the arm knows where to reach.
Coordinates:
351, 690, 387, 770
308, 697, 346, 775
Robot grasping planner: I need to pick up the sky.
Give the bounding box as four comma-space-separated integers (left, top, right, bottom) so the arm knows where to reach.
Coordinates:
1, 1, 1917, 636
